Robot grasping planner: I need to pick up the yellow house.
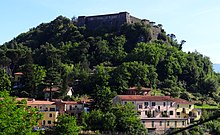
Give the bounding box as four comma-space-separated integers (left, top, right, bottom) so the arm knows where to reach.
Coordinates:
27, 99, 59, 127
174, 98, 201, 121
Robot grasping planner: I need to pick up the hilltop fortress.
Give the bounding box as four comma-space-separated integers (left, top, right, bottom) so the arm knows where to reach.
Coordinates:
78, 12, 152, 30
77, 12, 161, 39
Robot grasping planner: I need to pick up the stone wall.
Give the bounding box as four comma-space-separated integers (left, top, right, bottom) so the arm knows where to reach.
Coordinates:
77, 12, 142, 31
78, 12, 126, 30
77, 12, 161, 40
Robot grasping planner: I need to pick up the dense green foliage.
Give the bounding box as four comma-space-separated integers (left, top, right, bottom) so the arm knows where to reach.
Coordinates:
54, 114, 81, 135
1, 16, 219, 101
0, 91, 42, 135
81, 103, 147, 135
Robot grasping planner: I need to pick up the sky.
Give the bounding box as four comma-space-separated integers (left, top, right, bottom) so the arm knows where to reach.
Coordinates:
1, 0, 220, 63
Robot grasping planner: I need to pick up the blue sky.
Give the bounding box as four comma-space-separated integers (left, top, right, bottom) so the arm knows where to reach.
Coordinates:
1, 0, 220, 63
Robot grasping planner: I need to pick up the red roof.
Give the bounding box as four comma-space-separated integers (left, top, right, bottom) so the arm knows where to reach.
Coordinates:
117, 95, 192, 104
27, 100, 56, 105
62, 101, 79, 105
173, 98, 193, 104
14, 72, 23, 75
128, 87, 151, 91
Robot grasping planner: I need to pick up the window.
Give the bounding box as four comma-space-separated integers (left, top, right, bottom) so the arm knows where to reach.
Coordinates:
167, 121, 170, 126
144, 102, 148, 106
198, 111, 201, 115
170, 111, 173, 115
43, 120, 45, 126
189, 105, 191, 108
175, 121, 177, 127
124, 101, 127, 104
182, 108, 186, 113
145, 111, 148, 115
142, 121, 145, 124
163, 102, 166, 106
158, 106, 160, 111
152, 111, 155, 117
189, 111, 192, 116
182, 121, 185, 126
160, 121, 162, 126
152, 121, 154, 128
170, 102, 173, 107
138, 104, 143, 109
49, 113, 52, 117
176, 112, 180, 115
48, 120, 51, 124
152, 102, 156, 106
177, 104, 179, 108
132, 102, 134, 104
50, 108, 55, 111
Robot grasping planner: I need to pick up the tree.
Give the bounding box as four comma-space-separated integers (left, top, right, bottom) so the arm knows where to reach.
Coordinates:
198, 77, 218, 96
82, 110, 116, 132
55, 114, 81, 135
45, 67, 62, 86
111, 103, 148, 135
21, 51, 35, 97
0, 94, 42, 135
109, 35, 127, 65
0, 69, 11, 91
92, 86, 115, 112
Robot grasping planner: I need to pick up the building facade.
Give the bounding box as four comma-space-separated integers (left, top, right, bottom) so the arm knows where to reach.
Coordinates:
26, 99, 59, 127
113, 95, 201, 134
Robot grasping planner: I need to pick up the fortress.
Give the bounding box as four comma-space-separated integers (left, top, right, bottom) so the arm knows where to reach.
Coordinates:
77, 12, 151, 31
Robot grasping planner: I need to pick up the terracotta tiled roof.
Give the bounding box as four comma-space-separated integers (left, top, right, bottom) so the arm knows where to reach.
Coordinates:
173, 98, 193, 104
14, 72, 23, 75
27, 100, 56, 105
15, 98, 28, 101
128, 87, 151, 91
117, 95, 193, 104
62, 101, 79, 104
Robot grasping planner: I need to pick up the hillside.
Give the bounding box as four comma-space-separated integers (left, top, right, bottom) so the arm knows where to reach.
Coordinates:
0, 14, 219, 105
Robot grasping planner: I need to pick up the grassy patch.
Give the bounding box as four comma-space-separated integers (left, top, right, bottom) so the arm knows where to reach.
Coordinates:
195, 104, 219, 109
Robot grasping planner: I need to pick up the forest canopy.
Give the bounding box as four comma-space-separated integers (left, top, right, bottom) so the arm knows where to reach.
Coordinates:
0, 16, 219, 105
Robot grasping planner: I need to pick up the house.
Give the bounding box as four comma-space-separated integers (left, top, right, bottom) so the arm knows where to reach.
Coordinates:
43, 87, 60, 100
12, 98, 89, 129
113, 95, 201, 134
26, 99, 59, 128
125, 87, 151, 95
52, 99, 86, 120
13, 72, 24, 88
43, 87, 74, 100
62, 101, 84, 120
66, 87, 74, 97
14, 72, 23, 82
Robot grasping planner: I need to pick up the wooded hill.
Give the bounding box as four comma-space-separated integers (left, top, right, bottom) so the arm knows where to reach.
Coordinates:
0, 16, 220, 105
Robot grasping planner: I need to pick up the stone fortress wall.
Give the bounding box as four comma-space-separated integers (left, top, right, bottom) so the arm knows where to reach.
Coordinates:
77, 12, 150, 31
77, 12, 161, 40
